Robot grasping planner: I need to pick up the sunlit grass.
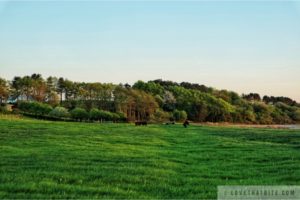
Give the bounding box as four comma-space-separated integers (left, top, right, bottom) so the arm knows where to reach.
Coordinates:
0, 115, 299, 199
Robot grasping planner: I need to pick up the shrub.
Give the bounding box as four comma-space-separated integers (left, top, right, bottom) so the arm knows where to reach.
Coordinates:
70, 108, 89, 121
271, 108, 292, 124
116, 112, 127, 122
252, 102, 273, 124
18, 101, 52, 116
49, 107, 70, 118
242, 109, 256, 123
89, 108, 101, 121
151, 109, 171, 122
89, 109, 123, 122
100, 110, 113, 121
235, 105, 256, 123
111, 113, 120, 122
173, 109, 187, 122
231, 110, 243, 123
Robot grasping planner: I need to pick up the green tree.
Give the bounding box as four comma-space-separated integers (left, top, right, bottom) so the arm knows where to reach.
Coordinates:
252, 102, 273, 124
133, 80, 164, 96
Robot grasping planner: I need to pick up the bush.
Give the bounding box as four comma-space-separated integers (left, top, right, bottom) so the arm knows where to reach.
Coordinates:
89, 109, 123, 122
89, 108, 101, 121
151, 109, 171, 122
49, 107, 70, 119
271, 108, 292, 124
18, 101, 52, 116
252, 102, 273, 124
100, 110, 113, 121
116, 112, 127, 122
111, 113, 120, 122
231, 110, 243, 123
173, 109, 187, 122
70, 108, 89, 121
235, 105, 256, 123
242, 109, 256, 123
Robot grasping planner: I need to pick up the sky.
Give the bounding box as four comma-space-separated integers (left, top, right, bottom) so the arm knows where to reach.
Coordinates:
0, 1, 299, 101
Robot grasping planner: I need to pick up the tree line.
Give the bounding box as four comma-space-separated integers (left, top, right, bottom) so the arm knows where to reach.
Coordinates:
0, 74, 299, 124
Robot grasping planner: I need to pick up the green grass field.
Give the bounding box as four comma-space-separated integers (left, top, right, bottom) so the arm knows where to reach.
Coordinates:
0, 115, 300, 199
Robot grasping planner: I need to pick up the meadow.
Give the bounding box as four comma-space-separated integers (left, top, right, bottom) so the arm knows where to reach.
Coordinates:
0, 115, 300, 199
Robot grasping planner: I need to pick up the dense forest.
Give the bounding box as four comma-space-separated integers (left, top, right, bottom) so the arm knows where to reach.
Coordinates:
0, 74, 299, 124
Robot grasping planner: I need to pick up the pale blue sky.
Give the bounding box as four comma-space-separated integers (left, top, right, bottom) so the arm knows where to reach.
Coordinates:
0, 1, 299, 101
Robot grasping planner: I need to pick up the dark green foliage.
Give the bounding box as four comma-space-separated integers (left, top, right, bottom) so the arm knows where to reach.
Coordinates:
242, 93, 261, 101
70, 108, 89, 121
89, 108, 101, 121
99, 110, 113, 121
18, 101, 52, 116
89, 108, 120, 122
263, 95, 297, 106
179, 81, 213, 93
132, 80, 164, 96
152, 79, 179, 88
61, 100, 78, 110
111, 113, 120, 121
116, 112, 127, 122
190, 102, 208, 122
